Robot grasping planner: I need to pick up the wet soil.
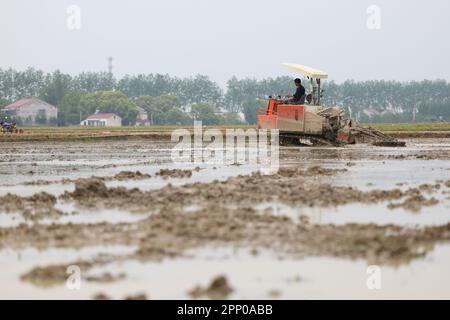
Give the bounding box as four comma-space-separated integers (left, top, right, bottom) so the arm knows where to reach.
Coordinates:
1, 138, 450, 299
58, 166, 440, 213
24, 170, 152, 186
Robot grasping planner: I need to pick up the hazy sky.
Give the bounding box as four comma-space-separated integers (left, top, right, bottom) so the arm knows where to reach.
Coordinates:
1, 0, 449, 87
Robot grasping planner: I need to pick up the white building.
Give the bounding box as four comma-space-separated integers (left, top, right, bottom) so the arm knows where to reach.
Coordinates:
212, 107, 228, 116
135, 106, 150, 126
236, 112, 246, 122
80, 113, 122, 127
2, 98, 58, 126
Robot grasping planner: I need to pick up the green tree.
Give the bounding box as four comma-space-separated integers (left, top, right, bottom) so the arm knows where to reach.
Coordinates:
80, 91, 139, 125
0, 67, 46, 101
242, 98, 265, 124
39, 70, 72, 106
166, 108, 191, 125
225, 76, 258, 112
58, 91, 83, 126
135, 95, 185, 125
117, 74, 178, 98
224, 76, 291, 112
222, 112, 243, 125
73, 72, 115, 92
0, 97, 10, 109
177, 75, 223, 105
191, 103, 221, 125
0, 68, 15, 100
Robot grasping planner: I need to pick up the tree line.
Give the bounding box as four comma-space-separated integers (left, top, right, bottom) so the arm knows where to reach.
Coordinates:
1, 67, 449, 125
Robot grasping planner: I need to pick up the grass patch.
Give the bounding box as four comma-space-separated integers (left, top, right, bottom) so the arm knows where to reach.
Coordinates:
370, 123, 450, 132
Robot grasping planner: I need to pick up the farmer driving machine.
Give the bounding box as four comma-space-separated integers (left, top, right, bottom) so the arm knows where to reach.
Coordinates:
258, 63, 405, 147
1, 119, 21, 134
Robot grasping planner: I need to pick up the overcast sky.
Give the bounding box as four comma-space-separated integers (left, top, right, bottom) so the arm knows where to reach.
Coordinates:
1, 0, 449, 87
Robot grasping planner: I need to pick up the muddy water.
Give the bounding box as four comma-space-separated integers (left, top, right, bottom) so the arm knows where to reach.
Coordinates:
1, 245, 450, 299
1, 138, 450, 299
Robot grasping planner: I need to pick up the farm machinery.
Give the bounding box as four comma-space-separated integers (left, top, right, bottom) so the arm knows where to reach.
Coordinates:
258, 63, 405, 147
1, 119, 21, 134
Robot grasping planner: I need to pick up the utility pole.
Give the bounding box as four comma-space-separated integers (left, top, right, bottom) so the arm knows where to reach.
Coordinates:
108, 56, 113, 77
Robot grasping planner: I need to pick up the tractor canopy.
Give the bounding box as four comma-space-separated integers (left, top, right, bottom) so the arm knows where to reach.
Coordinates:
281, 63, 328, 79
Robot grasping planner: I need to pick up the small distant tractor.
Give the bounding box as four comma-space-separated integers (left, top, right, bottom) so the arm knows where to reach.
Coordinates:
1, 119, 21, 134
258, 63, 404, 147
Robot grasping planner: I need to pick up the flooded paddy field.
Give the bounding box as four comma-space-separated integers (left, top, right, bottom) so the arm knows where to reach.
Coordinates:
1, 137, 450, 299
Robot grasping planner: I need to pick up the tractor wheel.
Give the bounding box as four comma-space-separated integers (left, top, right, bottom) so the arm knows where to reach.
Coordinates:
280, 137, 290, 146
280, 136, 307, 146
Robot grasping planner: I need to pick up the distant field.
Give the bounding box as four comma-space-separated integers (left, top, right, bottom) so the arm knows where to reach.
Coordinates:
19, 125, 254, 134
0, 125, 254, 141
20, 122, 450, 133
1, 123, 449, 141
371, 123, 450, 132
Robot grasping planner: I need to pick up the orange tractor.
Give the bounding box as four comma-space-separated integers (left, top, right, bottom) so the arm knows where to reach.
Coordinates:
258, 63, 403, 146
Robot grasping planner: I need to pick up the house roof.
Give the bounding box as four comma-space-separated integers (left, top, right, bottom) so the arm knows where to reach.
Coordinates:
3, 98, 56, 110
135, 106, 147, 113
85, 113, 121, 120
362, 107, 380, 116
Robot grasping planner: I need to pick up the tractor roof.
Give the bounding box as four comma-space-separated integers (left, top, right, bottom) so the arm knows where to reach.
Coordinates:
281, 63, 328, 79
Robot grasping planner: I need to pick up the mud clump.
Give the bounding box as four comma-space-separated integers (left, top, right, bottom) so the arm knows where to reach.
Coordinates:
85, 272, 126, 283
25, 170, 151, 186
0, 192, 62, 220
24, 179, 55, 186
189, 275, 233, 300
388, 194, 439, 212
156, 168, 193, 179
306, 165, 347, 176
112, 171, 151, 181
61, 178, 145, 211
20, 265, 68, 287
418, 183, 441, 193
372, 141, 406, 147
135, 244, 183, 261
268, 289, 282, 298
21, 262, 90, 287
276, 166, 347, 178
124, 293, 147, 300
64, 177, 143, 200
20, 258, 117, 287
69, 178, 110, 199
384, 152, 450, 161
93, 293, 111, 300
385, 187, 440, 212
